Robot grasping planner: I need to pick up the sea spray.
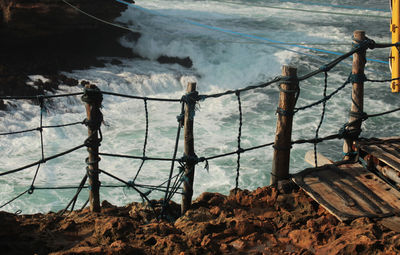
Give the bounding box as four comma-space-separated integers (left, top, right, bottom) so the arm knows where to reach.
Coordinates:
0, 0, 396, 213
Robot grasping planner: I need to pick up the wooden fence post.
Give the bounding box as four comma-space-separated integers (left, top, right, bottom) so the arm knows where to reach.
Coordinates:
271, 66, 298, 186
343, 30, 367, 160
82, 84, 103, 212
181, 82, 197, 215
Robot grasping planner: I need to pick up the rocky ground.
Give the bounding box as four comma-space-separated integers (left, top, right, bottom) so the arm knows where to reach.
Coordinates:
0, 186, 399, 254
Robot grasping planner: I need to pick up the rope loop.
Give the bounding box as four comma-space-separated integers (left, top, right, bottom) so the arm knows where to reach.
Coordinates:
176, 113, 185, 127
179, 155, 209, 171
367, 39, 376, 49
28, 185, 35, 194
81, 86, 103, 107
276, 107, 294, 117
180, 154, 200, 165
319, 65, 331, 72
84, 135, 102, 148
81, 85, 104, 132
338, 126, 361, 140
180, 91, 201, 122
181, 91, 200, 105
86, 166, 101, 177
85, 156, 101, 166
84, 111, 103, 131
277, 85, 299, 94
349, 111, 368, 121
279, 75, 299, 86
349, 73, 367, 83
273, 144, 293, 151
352, 36, 376, 51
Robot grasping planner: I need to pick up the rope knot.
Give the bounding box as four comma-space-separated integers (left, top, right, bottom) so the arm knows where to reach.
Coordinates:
180, 154, 199, 165
180, 91, 200, 122
86, 166, 101, 177
367, 39, 376, 49
349, 111, 368, 121
352, 37, 375, 51
338, 126, 361, 140
176, 113, 185, 127
279, 75, 299, 86
319, 65, 330, 72
84, 135, 102, 148
180, 91, 200, 105
349, 73, 367, 83
28, 185, 35, 194
81, 85, 103, 106
83, 114, 103, 131
276, 107, 294, 117
85, 156, 101, 166
180, 155, 209, 171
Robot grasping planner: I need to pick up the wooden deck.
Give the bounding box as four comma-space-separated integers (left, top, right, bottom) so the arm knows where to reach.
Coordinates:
293, 162, 400, 221
357, 137, 400, 169
357, 137, 400, 186
293, 140, 400, 222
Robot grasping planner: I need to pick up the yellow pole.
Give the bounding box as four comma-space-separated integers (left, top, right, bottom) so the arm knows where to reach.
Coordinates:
391, 0, 400, 92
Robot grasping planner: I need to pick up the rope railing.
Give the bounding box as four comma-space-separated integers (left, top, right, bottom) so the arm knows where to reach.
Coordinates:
0, 120, 85, 136
0, 92, 84, 100
1, 31, 399, 219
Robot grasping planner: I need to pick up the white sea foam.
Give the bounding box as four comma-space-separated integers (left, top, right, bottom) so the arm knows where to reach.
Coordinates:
0, 0, 393, 213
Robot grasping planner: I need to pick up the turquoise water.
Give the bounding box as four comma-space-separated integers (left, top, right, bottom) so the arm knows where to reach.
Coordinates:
0, 0, 397, 214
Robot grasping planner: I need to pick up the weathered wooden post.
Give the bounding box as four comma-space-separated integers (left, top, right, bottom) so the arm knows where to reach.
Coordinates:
82, 84, 103, 212
343, 30, 367, 160
271, 66, 298, 186
181, 82, 197, 214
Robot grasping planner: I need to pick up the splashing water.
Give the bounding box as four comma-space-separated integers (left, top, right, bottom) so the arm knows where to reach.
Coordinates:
0, 0, 397, 214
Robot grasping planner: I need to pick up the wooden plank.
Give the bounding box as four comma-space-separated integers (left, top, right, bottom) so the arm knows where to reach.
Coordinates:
363, 144, 400, 170
377, 165, 400, 186
379, 216, 400, 232
304, 150, 333, 167
293, 163, 400, 222
357, 137, 400, 172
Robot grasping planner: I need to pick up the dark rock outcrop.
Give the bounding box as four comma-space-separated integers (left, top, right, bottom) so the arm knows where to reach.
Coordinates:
0, 0, 194, 109
157, 55, 193, 68
0, 0, 139, 73
0, 0, 140, 104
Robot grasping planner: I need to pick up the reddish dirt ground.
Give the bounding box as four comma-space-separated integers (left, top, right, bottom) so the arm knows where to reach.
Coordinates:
1, 186, 400, 254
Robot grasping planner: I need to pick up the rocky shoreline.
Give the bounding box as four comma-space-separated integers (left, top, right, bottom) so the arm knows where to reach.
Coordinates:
0, 0, 135, 111
0, 0, 192, 110
1, 186, 400, 254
